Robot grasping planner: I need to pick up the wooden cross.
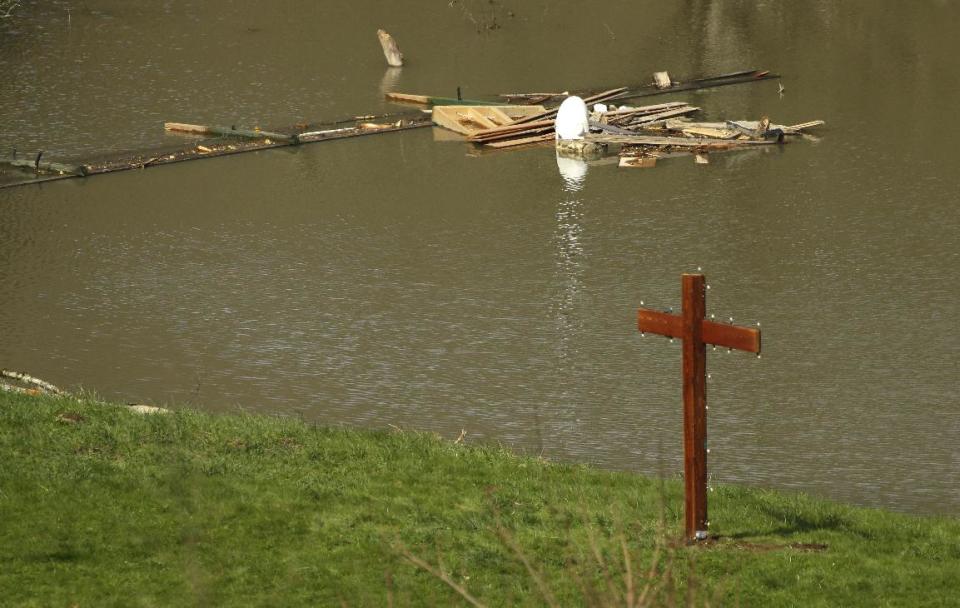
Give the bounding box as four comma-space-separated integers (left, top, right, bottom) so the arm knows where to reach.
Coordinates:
637, 274, 761, 542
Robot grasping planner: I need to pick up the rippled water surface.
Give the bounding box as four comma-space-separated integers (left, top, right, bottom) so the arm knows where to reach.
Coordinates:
2, 1, 959, 515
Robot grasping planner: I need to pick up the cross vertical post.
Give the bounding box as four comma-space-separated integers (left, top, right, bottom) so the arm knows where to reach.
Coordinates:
681, 273, 708, 540
637, 273, 761, 542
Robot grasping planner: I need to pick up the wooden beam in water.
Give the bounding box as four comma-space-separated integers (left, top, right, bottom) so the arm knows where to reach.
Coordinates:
1, 157, 87, 176
164, 123, 297, 144
385, 92, 506, 106
611, 71, 779, 103
589, 134, 779, 147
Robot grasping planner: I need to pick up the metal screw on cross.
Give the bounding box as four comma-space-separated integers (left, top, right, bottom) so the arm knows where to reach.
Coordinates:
637, 273, 761, 543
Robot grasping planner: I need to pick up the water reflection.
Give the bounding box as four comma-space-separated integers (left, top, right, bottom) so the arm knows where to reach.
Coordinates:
379, 67, 403, 97
547, 152, 588, 451
555, 153, 588, 192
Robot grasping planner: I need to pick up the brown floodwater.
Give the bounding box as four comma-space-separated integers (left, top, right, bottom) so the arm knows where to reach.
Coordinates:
2, 1, 959, 516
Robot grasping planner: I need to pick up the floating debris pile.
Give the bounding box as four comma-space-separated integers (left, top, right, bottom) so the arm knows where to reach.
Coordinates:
415, 70, 823, 168
0, 68, 808, 188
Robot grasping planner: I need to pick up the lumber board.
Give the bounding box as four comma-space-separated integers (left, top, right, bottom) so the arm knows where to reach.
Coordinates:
385, 92, 431, 104
474, 125, 555, 143
588, 134, 778, 147
432, 105, 544, 136
385, 92, 505, 106
468, 119, 555, 142
617, 106, 701, 126
164, 123, 296, 143
483, 133, 554, 149
602, 101, 689, 119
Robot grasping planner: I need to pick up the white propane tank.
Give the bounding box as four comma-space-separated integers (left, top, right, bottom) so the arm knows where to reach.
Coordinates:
554, 96, 589, 140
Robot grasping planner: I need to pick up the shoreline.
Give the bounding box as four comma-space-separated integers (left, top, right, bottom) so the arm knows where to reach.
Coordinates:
2, 391, 957, 605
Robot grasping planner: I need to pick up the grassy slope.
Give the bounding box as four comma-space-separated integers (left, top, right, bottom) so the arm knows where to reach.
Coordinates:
0, 392, 957, 607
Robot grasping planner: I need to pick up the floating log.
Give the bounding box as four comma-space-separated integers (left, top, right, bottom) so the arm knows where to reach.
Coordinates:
498, 92, 567, 105
610, 70, 778, 103
663, 119, 824, 136
164, 122, 297, 143
377, 29, 403, 67
1, 110, 432, 189
385, 92, 506, 106
1, 157, 87, 176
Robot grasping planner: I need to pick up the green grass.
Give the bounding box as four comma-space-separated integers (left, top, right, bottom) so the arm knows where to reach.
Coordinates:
1, 392, 958, 607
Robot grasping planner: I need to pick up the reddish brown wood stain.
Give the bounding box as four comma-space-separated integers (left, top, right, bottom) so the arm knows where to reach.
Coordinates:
637, 274, 760, 542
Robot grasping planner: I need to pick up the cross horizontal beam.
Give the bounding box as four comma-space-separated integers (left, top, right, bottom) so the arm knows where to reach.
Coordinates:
637, 309, 760, 353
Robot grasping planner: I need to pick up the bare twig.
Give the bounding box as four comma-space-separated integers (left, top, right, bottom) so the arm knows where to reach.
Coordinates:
397, 544, 488, 608
495, 521, 561, 608
586, 523, 621, 603
385, 570, 395, 608
621, 535, 635, 608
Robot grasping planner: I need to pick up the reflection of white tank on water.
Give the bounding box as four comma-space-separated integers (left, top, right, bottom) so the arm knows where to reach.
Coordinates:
556, 154, 588, 192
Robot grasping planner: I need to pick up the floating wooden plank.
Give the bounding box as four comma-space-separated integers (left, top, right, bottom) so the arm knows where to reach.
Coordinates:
385, 92, 431, 104
786, 120, 826, 131
474, 125, 555, 145
498, 92, 567, 105
468, 119, 555, 142
1, 111, 433, 189
483, 133, 554, 149
681, 126, 739, 140
601, 101, 690, 120
164, 122, 296, 143
590, 134, 779, 147
614, 106, 701, 127
385, 92, 505, 106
